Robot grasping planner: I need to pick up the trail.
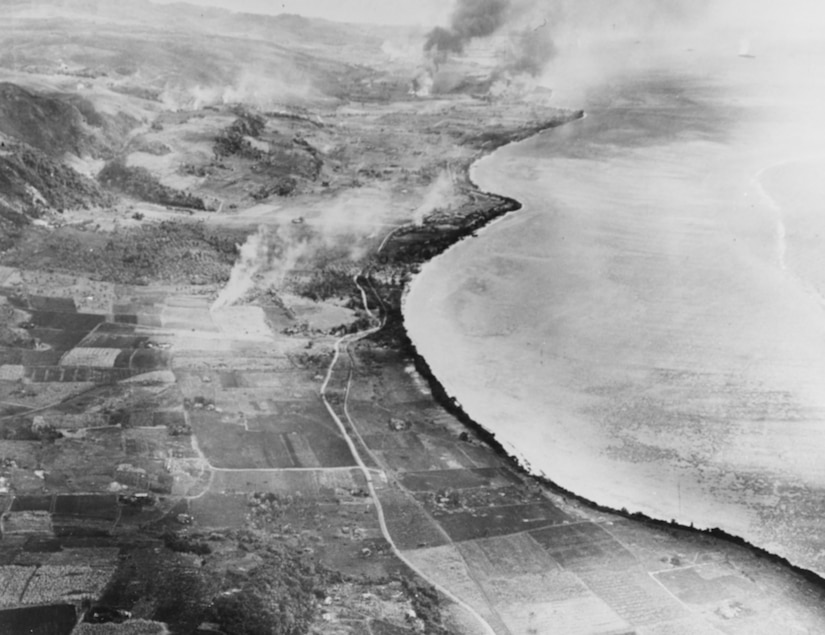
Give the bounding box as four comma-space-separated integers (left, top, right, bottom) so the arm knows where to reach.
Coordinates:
377, 225, 405, 254
318, 263, 497, 635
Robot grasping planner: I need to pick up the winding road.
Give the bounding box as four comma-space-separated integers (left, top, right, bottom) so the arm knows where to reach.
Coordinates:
317, 266, 497, 635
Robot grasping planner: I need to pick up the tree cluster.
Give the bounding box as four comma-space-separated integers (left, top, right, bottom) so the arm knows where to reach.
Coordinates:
214, 111, 267, 159
400, 577, 449, 635
4, 221, 246, 285
210, 546, 323, 635
289, 269, 356, 302
251, 176, 297, 200
162, 531, 212, 555
98, 160, 207, 210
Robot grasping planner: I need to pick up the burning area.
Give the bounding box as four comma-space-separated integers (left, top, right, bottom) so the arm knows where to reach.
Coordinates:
416, 0, 557, 97
412, 0, 715, 100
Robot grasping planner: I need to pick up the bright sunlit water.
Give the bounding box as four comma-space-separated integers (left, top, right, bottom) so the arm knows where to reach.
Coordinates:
406, 34, 825, 574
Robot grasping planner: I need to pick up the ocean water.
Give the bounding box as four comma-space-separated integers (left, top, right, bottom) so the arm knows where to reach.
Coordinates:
405, 36, 825, 574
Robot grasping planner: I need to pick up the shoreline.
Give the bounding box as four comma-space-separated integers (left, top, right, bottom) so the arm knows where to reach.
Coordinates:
384, 110, 825, 593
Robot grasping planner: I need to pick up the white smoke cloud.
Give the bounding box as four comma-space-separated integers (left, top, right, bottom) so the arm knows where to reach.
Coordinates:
212, 176, 459, 311
211, 224, 318, 311
160, 69, 318, 111
211, 216, 367, 311
412, 169, 459, 225
260, 227, 314, 291
211, 226, 270, 311
415, 0, 752, 98
317, 187, 391, 227
411, 69, 435, 97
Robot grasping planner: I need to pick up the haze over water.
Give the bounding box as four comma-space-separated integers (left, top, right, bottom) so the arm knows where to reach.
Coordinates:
406, 33, 825, 574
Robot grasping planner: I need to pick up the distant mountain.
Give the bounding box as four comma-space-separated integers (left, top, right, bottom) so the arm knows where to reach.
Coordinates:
2, 0, 420, 60
0, 0, 406, 101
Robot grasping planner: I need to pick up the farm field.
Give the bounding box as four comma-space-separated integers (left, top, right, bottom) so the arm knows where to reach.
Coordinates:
576, 568, 688, 627
1, 4, 825, 632
375, 488, 449, 551
212, 465, 368, 495
190, 398, 355, 469
0, 604, 78, 635
0, 566, 36, 607
22, 564, 116, 605
403, 544, 511, 634
529, 523, 640, 572
456, 533, 559, 578
431, 501, 572, 543
399, 467, 519, 492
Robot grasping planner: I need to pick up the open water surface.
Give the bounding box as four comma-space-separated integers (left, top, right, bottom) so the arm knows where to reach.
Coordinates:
406, 36, 825, 574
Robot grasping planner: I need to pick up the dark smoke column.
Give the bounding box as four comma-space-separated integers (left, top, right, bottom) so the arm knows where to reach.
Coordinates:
425, 0, 511, 59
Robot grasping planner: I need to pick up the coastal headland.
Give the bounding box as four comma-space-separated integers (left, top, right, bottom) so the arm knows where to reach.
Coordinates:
1, 3, 825, 634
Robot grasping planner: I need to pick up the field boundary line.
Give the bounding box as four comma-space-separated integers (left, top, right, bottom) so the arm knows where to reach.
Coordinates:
209, 465, 381, 474
17, 565, 38, 605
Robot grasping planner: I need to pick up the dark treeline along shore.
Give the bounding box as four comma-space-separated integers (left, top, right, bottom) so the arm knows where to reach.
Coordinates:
3, 1, 825, 634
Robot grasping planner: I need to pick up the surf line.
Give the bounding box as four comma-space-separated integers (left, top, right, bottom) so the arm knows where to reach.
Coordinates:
751, 164, 787, 270
752, 152, 825, 271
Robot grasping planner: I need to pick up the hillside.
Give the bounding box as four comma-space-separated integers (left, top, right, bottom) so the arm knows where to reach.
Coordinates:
0, 82, 134, 158
0, 5, 584, 633
0, 83, 124, 240
4, 4, 815, 635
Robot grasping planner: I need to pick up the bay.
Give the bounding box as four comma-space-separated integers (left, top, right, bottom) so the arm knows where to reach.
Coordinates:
405, 35, 825, 574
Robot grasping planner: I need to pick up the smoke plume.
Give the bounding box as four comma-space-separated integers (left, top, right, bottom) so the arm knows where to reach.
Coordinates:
211, 226, 270, 311
212, 224, 320, 311
506, 23, 558, 77
211, 187, 395, 311
420, 0, 559, 96
417, 0, 722, 98
412, 170, 459, 226
260, 228, 314, 292
160, 69, 317, 112
425, 0, 511, 59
